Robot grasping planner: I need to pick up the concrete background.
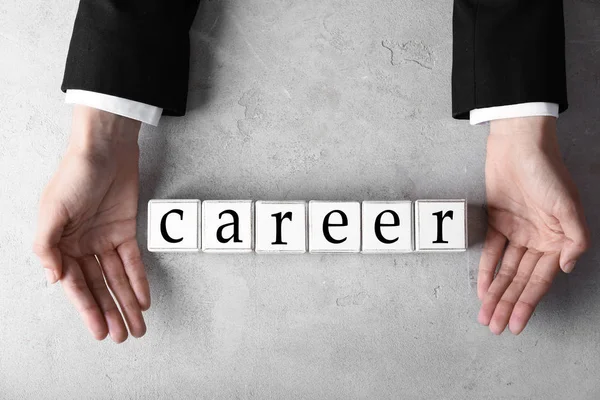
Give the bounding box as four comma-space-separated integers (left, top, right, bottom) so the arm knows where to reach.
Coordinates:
0, 0, 599, 398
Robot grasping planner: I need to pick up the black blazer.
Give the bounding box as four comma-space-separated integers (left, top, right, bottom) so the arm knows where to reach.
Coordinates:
61, 0, 568, 120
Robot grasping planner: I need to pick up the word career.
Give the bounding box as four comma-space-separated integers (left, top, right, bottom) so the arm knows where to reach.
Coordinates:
147, 200, 467, 253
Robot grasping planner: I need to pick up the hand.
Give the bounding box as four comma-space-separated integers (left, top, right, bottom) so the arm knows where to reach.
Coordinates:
477, 116, 590, 335
33, 106, 150, 343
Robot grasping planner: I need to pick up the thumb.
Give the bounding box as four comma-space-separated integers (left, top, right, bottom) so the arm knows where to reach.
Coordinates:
557, 200, 590, 273
33, 201, 69, 283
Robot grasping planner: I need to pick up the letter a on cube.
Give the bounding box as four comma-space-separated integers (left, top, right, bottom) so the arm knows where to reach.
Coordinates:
147, 200, 201, 252
415, 199, 467, 251
309, 201, 361, 253
362, 201, 413, 253
202, 200, 254, 253
255, 201, 307, 253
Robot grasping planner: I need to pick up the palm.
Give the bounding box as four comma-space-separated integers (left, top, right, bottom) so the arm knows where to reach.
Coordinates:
485, 145, 572, 254
55, 153, 139, 259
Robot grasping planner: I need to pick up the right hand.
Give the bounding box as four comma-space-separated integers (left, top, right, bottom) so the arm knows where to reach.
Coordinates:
33, 106, 150, 343
477, 117, 590, 335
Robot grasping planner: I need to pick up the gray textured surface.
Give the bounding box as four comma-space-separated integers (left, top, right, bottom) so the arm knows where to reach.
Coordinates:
1, 0, 599, 398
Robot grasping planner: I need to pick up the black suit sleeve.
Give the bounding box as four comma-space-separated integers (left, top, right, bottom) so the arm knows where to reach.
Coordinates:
61, 0, 201, 116
452, 0, 568, 119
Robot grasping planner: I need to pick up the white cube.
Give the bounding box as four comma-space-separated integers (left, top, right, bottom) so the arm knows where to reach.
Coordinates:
309, 201, 361, 253
361, 201, 413, 253
202, 200, 254, 253
147, 200, 200, 252
415, 199, 467, 251
255, 201, 307, 254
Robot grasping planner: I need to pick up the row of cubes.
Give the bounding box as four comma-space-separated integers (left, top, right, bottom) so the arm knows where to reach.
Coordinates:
147, 200, 467, 253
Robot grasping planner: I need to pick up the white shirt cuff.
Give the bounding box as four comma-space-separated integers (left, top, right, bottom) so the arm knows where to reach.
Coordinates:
469, 102, 559, 126
65, 89, 162, 126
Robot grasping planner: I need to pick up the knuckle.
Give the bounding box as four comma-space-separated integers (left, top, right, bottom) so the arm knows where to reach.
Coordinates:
132, 275, 149, 289
529, 274, 552, 290
93, 237, 114, 253
120, 300, 140, 314
497, 267, 517, 280
108, 274, 130, 289
497, 298, 515, 311
79, 302, 99, 314
102, 303, 120, 316
65, 279, 89, 296
577, 235, 591, 252
557, 200, 578, 219
516, 299, 536, 311
482, 245, 502, 260
121, 252, 144, 269
32, 242, 47, 257
512, 273, 530, 288
485, 288, 503, 301
89, 279, 109, 293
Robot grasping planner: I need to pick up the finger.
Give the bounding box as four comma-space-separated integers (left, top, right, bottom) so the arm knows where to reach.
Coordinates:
509, 253, 560, 335
98, 251, 147, 338
79, 256, 128, 343
117, 240, 151, 311
478, 227, 507, 300
488, 250, 542, 335
60, 256, 108, 340
557, 201, 590, 273
478, 244, 526, 326
33, 201, 68, 284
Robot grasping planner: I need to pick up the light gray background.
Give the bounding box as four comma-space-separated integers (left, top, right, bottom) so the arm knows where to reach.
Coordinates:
1, 0, 599, 398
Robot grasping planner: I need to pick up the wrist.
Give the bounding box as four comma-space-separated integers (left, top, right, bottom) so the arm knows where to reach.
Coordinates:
489, 116, 556, 142
488, 116, 559, 153
68, 105, 141, 157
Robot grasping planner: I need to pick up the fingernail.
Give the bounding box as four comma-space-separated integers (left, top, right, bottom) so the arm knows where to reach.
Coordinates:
45, 269, 57, 284
563, 261, 576, 273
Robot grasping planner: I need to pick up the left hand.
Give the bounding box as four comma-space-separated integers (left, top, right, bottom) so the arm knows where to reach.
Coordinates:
477, 116, 590, 335
33, 106, 149, 342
